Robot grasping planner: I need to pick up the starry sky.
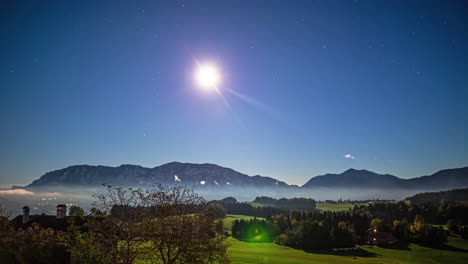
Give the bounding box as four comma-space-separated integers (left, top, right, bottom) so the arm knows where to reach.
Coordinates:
1, 0, 467, 186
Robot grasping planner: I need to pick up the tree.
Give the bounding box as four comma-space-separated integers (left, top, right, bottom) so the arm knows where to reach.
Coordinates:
143, 185, 229, 264
392, 219, 410, 240
291, 220, 331, 250
447, 219, 459, 234
209, 202, 226, 218
424, 226, 447, 247
88, 185, 230, 264
460, 226, 468, 240
64, 223, 112, 264
89, 185, 152, 264
410, 215, 427, 235
370, 218, 383, 231
278, 233, 288, 245
232, 220, 239, 237
332, 221, 356, 248
408, 214, 447, 246
69, 206, 85, 216
2, 223, 68, 264
215, 218, 224, 233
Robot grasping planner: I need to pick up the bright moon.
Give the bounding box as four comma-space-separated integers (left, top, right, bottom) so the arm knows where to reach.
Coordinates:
195, 64, 221, 91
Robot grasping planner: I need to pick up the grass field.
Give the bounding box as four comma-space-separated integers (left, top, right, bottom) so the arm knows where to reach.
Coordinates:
447, 235, 468, 250
316, 201, 405, 212
224, 215, 468, 264
245, 202, 263, 208
363, 241, 468, 264
228, 237, 394, 264
316, 202, 367, 211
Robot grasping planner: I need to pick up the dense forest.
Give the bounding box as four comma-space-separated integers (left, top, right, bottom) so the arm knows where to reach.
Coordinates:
253, 196, 316, 211
214, 197, 289, 217
232, 200, 468, 251
406, 188, 468, 204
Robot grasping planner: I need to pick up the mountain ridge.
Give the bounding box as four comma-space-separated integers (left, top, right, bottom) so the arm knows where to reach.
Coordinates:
302, 168, 406, 188
27, 162, 292, 189
25, 162, 468, 192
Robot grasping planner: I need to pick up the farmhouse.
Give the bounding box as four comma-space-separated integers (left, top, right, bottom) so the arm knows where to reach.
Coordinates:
367, 228, 398, 246
10, 205, 86, 231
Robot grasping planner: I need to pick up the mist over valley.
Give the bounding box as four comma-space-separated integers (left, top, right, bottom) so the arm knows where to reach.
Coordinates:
2, 162, 467, 216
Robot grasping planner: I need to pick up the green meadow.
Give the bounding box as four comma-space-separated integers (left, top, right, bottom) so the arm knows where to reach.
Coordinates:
225, 215, 468, 264
316, 200, 406, 212
316, 202, 367, 212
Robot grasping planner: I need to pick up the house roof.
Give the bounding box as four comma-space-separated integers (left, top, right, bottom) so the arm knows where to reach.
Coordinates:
369, 231, 398, 242
10, 215, 87, 231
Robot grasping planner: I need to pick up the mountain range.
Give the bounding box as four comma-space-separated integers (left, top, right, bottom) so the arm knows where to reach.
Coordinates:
303, 167, 468, 190
27, 162, 290, 189
25, 162, 468, 192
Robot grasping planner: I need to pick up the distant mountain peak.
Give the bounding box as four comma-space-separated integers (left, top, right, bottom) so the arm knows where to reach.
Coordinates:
23, 163, 468, 196
343, 168, 372, 174
302, 166, 468, 190
26, 162, 292, 189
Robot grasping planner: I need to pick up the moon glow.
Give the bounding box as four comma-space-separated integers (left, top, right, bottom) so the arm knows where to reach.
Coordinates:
194, 63, 221, 91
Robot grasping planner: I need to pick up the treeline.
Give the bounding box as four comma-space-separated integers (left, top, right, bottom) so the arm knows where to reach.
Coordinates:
215, 197, 288, 218
361, 201, 468, 226
253, 196, 316, 211
231, 201, 468, 251
231, 211, 359, 250
318, 198, 393, 204
352, 201, 467, 244
275, 212, 357, 250
231, 218, 280, 242
406, 188, 468, 205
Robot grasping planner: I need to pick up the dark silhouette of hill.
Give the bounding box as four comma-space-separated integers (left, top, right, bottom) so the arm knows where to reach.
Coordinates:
302, 169, 405, 188
23, 163, 468, 194
405, 167, 468, 190
302, 167, 468, 191
27, 162, 290, 189
405, 188, 468, 204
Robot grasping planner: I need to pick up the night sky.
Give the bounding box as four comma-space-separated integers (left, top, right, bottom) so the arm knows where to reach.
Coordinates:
1, 0, 467, 185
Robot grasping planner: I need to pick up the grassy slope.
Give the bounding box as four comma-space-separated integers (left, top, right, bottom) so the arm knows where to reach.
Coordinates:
228, 237, 395, 264
245, 202, 263, 208
448, 235, 468, 250
225, 215, 468, 264
363, 242, 468, 264
316, 202, 367, 212
316, 201, 404, 212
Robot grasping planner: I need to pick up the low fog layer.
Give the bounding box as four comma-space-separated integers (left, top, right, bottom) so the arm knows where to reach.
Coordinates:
0, 186, 99, 217
0, 185, 436, 217
194, 186, 432, 201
